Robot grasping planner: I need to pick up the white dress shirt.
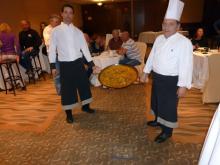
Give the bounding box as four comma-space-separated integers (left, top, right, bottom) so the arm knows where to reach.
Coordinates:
43, 25, 53, 52
49, 23, 92, 64
143, 32, 193, 89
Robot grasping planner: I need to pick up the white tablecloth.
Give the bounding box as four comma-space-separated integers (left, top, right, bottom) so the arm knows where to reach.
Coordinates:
90, 51, 122, 87
38, 44, 51, 74
199, 104, 220, 165
192, 50, 220, 89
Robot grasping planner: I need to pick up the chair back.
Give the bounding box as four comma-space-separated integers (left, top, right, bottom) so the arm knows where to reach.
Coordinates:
203, 54, 220, 103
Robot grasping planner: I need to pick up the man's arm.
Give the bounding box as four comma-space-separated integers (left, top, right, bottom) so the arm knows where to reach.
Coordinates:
48, 30, 57, 75
80, 32, 94, 67
177, 40, 193, 97
80, 32, 101, 74
140, 37, 158, 83
117, 47, 127, 55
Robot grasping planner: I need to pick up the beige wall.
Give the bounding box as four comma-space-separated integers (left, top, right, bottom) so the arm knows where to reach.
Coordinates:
0, 0, 83, 36
181, 0, 204, 23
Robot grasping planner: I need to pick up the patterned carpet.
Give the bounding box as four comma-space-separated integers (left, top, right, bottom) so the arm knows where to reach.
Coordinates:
0, 79, 60, 132
0, 78, 218, 164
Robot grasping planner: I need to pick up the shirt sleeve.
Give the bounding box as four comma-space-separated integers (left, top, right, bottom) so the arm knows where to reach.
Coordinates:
177, 40, 193, 89
48, 30, 57, 69
143, 38, 157, 74
122, 41, 130, 50
43, 27, 50, 48
79, 31, 94, 66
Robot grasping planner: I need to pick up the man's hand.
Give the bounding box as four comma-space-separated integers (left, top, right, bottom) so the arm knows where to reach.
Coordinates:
25, 47, 34, 52
177, 87, 187, 98
51, 69, 57, 77
117, 48, 126, 55
140, 73, 149, 83
92, 66, 101, 74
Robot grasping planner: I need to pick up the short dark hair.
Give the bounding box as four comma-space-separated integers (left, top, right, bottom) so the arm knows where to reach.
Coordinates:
61, 4, 74, 13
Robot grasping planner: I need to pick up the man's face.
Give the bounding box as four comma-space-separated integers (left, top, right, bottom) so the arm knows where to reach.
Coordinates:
121, 32, 128, 42
50, 18, 60, 28
61, 7, 74, 24
162, 19, 180, 38
112, 31, 119, 39
20, 21, 30, 31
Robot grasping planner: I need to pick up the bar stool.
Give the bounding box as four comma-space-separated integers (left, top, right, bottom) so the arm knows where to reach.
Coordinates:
0, 58, 26, 96
31, 54, 46, 81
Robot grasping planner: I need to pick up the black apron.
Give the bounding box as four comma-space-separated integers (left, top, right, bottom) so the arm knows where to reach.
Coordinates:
151, 71, 179, 128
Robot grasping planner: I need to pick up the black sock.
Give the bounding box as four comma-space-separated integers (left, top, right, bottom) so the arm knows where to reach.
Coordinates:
161, 125, 173, 135
82, 104, 90, 110
65, 110, 72, 118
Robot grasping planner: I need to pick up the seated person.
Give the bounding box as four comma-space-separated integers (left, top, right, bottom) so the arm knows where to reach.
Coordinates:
108, 29, 123, 50
0, 23, 20, 61
90, 34, 104, 54
117, 31, 141, 66
19, 20, 42, 74
191, 28, 208, 50
0, 23, 26, 90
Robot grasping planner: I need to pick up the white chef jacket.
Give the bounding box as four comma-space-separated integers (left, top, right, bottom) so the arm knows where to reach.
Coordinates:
199, 104, 220, 165
43, 25, 53, 52
49, 23, 92, 65
143, 32, 193, 89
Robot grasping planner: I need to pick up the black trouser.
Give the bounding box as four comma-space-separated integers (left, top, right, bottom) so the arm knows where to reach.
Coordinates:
60, 58, 92, 111
151, 71, 179, 129
20, 49, 39, 72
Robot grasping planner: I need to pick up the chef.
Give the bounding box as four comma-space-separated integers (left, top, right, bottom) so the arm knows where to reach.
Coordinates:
141, 0, 193, 143
49, 4, 100, 124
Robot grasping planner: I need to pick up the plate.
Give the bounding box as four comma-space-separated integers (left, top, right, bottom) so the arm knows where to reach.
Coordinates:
98, 64, 138, 88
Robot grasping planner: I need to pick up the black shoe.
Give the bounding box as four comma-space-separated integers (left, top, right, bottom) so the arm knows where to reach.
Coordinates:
21, 86, 27, 91
82, 104, 96, 113
65, 110, 74, 124
66, 117, 74, 124
154, 132, 172, 143
82, 108, 96, 113
147, 120, 160, 127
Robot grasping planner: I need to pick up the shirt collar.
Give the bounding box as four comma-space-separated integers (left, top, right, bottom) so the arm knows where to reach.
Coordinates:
163, 32, 178, 41
61, 22, 73, 27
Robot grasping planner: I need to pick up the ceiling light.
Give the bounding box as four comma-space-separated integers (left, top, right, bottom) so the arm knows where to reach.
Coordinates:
97, 2, 103, 6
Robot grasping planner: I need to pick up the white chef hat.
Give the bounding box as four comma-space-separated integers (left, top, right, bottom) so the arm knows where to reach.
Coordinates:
164, 0, 184, 21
